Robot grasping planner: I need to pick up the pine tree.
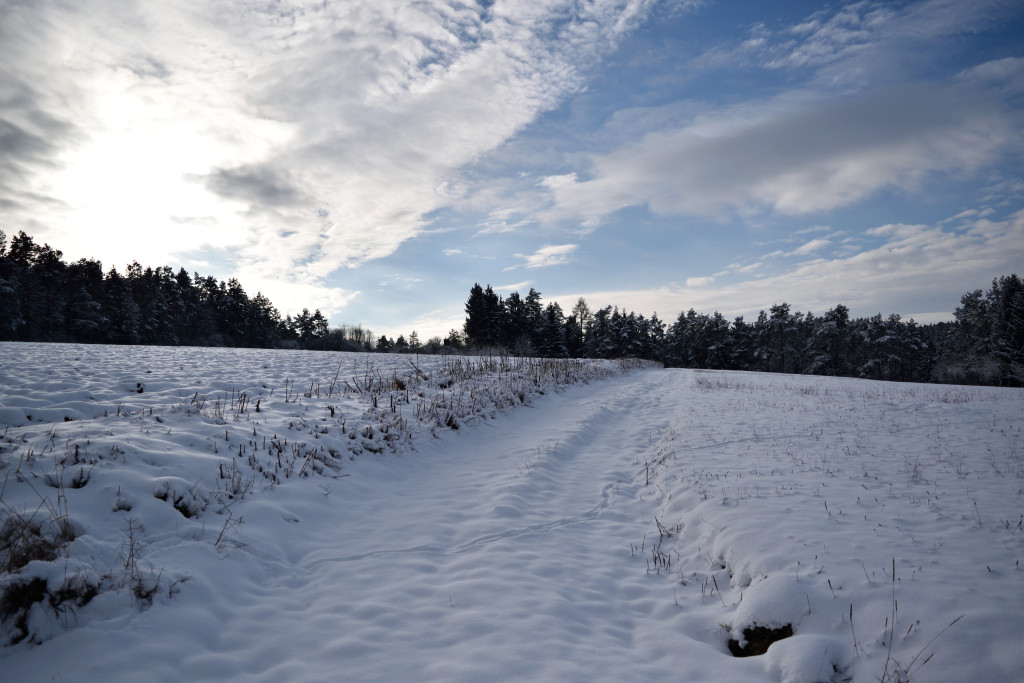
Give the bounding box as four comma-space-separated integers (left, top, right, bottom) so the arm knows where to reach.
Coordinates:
310, 310, 329, 340
464, 283, 508, 348
0, 229, 25, 338
729, 316, 754, 370
103, 267, 141, 344
646, 312, 666, 361
986, 274, 1024, 384
539, 302, 567, 357
752, 310, 771, 372
443, 329, 464, 350
768, 303, 793, 373
65, 258, 107, 342
9, 233, 69, 341
571, 298, 591, 338
463, 284, 490, 346
524, 288, 544, 350
502, 291, 528, 347
564, 316, 584, 357
705, 312, 731, 369
813, 304, 850, 376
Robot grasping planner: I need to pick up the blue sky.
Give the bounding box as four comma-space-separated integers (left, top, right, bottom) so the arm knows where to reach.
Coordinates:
2, 0, 1023, 340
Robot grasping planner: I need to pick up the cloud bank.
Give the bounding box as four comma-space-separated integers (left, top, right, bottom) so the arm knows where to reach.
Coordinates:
549, 209, 1024, 323
542, 80, 1015, 224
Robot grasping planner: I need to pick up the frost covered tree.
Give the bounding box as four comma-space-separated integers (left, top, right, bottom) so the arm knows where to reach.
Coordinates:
939, 274, 1024, 385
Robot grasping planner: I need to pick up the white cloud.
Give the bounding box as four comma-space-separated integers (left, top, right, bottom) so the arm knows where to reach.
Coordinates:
959, 56, 1024, 85
0, 0, 657, 302
791, 238, 831, 256
496, 281, 533, 292
731, 262, 763, 274
541, 80, 1015, 225
232, 265, 361, 321
685, 276, 714, 287
795, 225, 831, 235
762, 0, 1014, 85
507, 244, 578, 270
389, 307, 467, 343
474, 216, 534, 235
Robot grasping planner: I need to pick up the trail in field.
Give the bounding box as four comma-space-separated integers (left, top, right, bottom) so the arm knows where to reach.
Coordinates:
15, 368, 757, 682
200, 367, 745, 682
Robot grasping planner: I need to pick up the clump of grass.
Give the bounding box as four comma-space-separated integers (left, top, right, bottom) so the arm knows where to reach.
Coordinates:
876, 558, 964, 683
0, 576, 47, 644
0, 472, 98, 645
153, 480, 208, 519
118, 516, 163, 607
0, 476, 75, 574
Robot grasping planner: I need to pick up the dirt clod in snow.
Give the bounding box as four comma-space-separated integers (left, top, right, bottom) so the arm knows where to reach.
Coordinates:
728, 623, 794, 657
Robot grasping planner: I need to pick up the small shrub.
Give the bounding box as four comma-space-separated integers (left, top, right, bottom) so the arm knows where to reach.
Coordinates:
131, 568, 162, 605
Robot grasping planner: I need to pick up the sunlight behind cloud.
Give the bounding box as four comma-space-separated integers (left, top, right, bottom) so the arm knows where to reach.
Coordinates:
44, 69, 284, 270
1, 0, 659, 315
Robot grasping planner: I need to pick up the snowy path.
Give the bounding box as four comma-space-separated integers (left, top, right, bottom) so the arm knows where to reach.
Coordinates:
257, 369, 676, 681
8, 369, 744, 682
212, 368, 729, 682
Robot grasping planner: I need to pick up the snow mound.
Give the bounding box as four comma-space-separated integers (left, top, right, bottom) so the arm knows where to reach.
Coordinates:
731, 574, 820, 641
764, 634, 852, 683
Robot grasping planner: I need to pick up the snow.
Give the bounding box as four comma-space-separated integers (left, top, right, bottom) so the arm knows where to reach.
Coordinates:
1, 342, 1022, 682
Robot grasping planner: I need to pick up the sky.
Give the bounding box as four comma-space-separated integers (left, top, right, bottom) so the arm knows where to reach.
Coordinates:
2, 0, 1023, 341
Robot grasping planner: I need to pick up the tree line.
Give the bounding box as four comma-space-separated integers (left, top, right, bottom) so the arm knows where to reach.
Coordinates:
1, 230, 1020, 386
0, 230, 340, 349
461, 277, 1024, 387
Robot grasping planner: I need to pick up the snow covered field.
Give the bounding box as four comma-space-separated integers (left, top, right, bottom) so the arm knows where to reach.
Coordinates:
1, 343, 1022, 682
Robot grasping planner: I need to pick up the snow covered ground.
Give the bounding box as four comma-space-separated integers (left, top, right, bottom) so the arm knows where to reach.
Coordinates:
1, 343, 1022, 682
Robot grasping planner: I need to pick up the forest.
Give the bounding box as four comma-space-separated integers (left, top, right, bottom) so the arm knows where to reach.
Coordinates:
0, 230, 347, 350
1, 230, 1021, 386
461, 280, 1024, 386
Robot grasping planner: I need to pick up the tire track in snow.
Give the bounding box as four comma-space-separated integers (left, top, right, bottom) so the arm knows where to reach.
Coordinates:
305, 479, 625, 566
300, 368, 674, 569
